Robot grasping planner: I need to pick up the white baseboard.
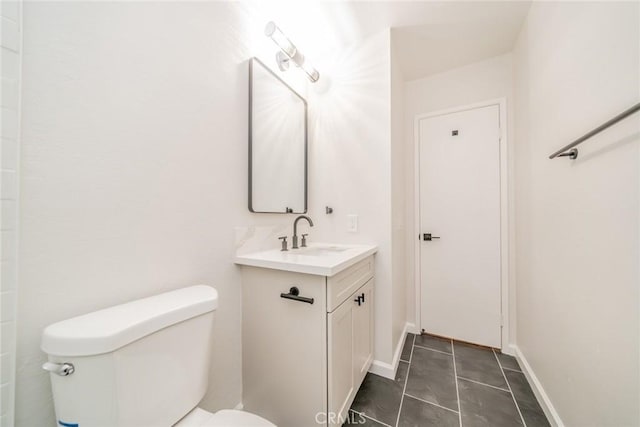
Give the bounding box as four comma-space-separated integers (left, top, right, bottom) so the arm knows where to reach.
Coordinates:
511, 344, 564, 427
406, 322, 420, 335
501, 343, 516, 356
369, 359, 396, 380
369, 322, 412, 380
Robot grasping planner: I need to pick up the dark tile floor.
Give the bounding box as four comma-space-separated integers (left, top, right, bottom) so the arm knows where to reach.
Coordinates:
345, 333, 551, 427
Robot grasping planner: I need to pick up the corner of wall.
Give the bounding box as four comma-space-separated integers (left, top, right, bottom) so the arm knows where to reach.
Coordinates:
0, 1, 22, 426
511, 345, 564, 427
369, 321, 412, 380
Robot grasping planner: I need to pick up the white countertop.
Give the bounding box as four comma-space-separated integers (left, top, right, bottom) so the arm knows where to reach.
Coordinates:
234, 243, 378, 276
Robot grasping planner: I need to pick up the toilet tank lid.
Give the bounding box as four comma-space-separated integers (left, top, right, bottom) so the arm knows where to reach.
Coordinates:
41, 285, 218, 357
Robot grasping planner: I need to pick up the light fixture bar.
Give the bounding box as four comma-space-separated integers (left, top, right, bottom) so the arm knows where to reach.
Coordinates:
264, 21, 320, 83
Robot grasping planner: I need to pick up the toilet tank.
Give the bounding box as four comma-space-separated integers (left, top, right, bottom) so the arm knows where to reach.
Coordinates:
41, 285, 218, 427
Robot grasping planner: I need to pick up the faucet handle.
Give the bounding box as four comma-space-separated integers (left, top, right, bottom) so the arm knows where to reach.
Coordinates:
301, 233, 309, 247
278, 236, 288, 251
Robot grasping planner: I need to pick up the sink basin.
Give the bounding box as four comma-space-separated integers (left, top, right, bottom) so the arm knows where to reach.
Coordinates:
234, 243, 377, 276
296, 245, 350, 256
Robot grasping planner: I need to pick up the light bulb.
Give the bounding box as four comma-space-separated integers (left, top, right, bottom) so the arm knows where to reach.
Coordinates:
264, 21, 297, 58
264, 21, 320, 83
300, 60, 320, 83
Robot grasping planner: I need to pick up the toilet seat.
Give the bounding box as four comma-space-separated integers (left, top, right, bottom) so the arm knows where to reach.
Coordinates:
175, 407, 276, 427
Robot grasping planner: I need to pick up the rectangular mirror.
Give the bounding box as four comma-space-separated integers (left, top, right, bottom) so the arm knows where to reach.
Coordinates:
249, 57, 307, 213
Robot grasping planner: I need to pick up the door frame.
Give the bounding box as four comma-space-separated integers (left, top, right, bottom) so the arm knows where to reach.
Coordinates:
413, 98, 510, 352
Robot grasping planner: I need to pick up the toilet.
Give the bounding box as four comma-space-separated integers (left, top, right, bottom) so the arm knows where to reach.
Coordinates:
41, 285, 275, 427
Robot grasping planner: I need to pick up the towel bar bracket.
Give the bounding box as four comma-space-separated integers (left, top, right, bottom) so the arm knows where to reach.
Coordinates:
557, 148, 578, 160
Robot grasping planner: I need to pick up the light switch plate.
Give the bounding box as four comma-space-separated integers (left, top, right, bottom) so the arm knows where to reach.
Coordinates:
347, 214, 358, 232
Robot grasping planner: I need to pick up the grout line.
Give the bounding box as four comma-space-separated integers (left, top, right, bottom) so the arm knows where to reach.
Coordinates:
413, 343, 453, 355
408, 334, 416, 365
502, 366, 523, 373
403, 393, 459, 414
350, 409, 393, 427
457, 376, 511, 393
451, 341, 463, 427
394, 334, 415, 427
493, 349, 527, 427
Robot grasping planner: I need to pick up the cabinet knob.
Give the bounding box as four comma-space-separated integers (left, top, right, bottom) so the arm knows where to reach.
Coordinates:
354, 295, 362, 306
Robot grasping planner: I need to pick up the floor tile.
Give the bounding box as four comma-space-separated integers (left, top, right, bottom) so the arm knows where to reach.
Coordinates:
504, 370, 551, 427
414, 333, 452, 354
350, 336, 549, 427
495, 351, 521, 372
458, 378, 523, 427
454, 342, 508, 389
398, 395, 459, 427
350, 373, 403, 426
405, 346, 458, 411
396, 361, 409, 387
400, 333, 415, 362
343, 410, 387, 427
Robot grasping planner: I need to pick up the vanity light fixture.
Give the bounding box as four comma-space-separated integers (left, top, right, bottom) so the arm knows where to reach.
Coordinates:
264, 21, 320, 83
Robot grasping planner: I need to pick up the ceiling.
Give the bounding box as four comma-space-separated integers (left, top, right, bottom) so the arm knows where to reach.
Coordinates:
390, 2, 532, 80
248, 0, 532, 81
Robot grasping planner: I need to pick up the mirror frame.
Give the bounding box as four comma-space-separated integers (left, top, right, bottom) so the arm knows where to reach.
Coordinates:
248, 57, 308, 214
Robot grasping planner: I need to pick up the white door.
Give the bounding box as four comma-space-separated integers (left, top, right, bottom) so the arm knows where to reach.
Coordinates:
419, 104, 502, 348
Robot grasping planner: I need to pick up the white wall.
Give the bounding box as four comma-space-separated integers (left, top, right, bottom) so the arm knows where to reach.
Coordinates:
14, 2, 401, 425
513, 2, 639, 425
308, 29, 397, 365
15, 2, 306, 426
390, 40, 406, 355
403, 53, 515, 344
0, 1, 21, 425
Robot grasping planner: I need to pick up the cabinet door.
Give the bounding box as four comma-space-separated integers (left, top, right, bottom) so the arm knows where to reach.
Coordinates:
327, 296, 354, 427
353, 279, 374, 387
242, 267, 327, 427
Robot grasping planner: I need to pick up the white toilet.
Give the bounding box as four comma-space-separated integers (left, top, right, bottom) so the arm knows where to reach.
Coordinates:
41, 285, 275, 427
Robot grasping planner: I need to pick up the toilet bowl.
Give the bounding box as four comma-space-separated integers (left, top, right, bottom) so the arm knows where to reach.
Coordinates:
176, 407, 273, 427
41, 285, 275, 427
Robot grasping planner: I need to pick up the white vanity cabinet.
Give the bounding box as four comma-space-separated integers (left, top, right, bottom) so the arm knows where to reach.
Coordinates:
240, 255, 374, 427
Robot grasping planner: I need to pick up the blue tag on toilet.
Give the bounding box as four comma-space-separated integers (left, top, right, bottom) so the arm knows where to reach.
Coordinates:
58, 421, 79, 427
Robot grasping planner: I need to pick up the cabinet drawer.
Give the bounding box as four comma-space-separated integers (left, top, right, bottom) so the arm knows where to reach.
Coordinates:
327, 256, 374, 312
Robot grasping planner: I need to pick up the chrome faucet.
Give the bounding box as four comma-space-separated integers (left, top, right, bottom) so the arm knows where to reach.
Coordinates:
292, 215, 314, 249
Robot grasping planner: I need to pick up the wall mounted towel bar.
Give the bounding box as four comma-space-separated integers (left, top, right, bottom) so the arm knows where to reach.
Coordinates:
549, 102, 640, 159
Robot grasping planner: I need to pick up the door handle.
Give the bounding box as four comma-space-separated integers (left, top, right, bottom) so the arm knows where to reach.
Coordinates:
354, 295, 362, 306
423, 233, 440, 241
